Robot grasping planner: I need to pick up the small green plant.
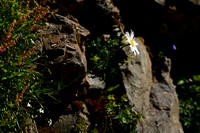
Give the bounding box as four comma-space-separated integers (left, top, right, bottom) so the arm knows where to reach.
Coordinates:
105, 94, 139, 133
86, 35, 140, 132
176, 75, 200, 133
72, 117, 90, 133
86, 36, 120, 76
86, 35, 126, 89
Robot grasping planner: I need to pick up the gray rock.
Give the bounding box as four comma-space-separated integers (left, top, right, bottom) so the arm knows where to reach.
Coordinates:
96, 0, 120, 16
25, 118, 38, 133
155, 0, 200, 6
34, 0, 185, 132
120, 38, 152, 116
87, 74, 105, 90
189, 0, 200, 5
54, 14, 90, 37
150, 83, 175, 110
154, 0, 165, 5
49, 0, 120, 34
120, 38, 183, 133
54, 114, 78, 133
37, 14, 89, 87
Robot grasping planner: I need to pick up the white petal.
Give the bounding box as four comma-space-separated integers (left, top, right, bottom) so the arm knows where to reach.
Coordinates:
130, 45, 134, 51
135, 47, 140, 55
130, 30, 134, 40
30, 39, 35, 44
130, 46, 140, 55
39, 108, 44, 113
133, 40, 138, 45
126, 31, 130, 36
27, 103, 31, 107
133, 49, 136, 55
125, 34, 129, 40
48, 119, 52, 126
125, 32, 130, 39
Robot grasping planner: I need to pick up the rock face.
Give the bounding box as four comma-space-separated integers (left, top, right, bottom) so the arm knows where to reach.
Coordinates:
146, 57, 183, 133
155, 0, 200, 6
36, 13, 91, 133
34, 0, 184, 132
120, 38, 183, 133
120, 38, 152, 116
189, 0, 200, 5
49, 0, 120, 34
54, 114, 78, 133
37, 14, 89, 87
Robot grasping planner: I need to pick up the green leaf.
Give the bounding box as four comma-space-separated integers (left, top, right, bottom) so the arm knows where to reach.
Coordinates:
1, 77, 7, 80
2, 68, 7, 73
121, 95, 128, 102
91, 55, 100, 62
106, 84, 120, 92
193, 75, 200, 82
177, 80, 184, 85
107, 94, 115, 100
121, 117, 127, 124
8, 103, 14, 108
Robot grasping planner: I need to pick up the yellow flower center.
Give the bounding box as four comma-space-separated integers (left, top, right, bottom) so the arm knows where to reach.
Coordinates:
130, 40, 134, 47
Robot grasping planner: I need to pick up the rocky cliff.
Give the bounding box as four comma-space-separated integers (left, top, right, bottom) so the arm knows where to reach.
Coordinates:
120, 39, 183, 133
33, 0, 187, 132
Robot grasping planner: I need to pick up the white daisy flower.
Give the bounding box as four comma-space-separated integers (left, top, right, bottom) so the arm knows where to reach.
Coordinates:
125, 30, 139, 55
